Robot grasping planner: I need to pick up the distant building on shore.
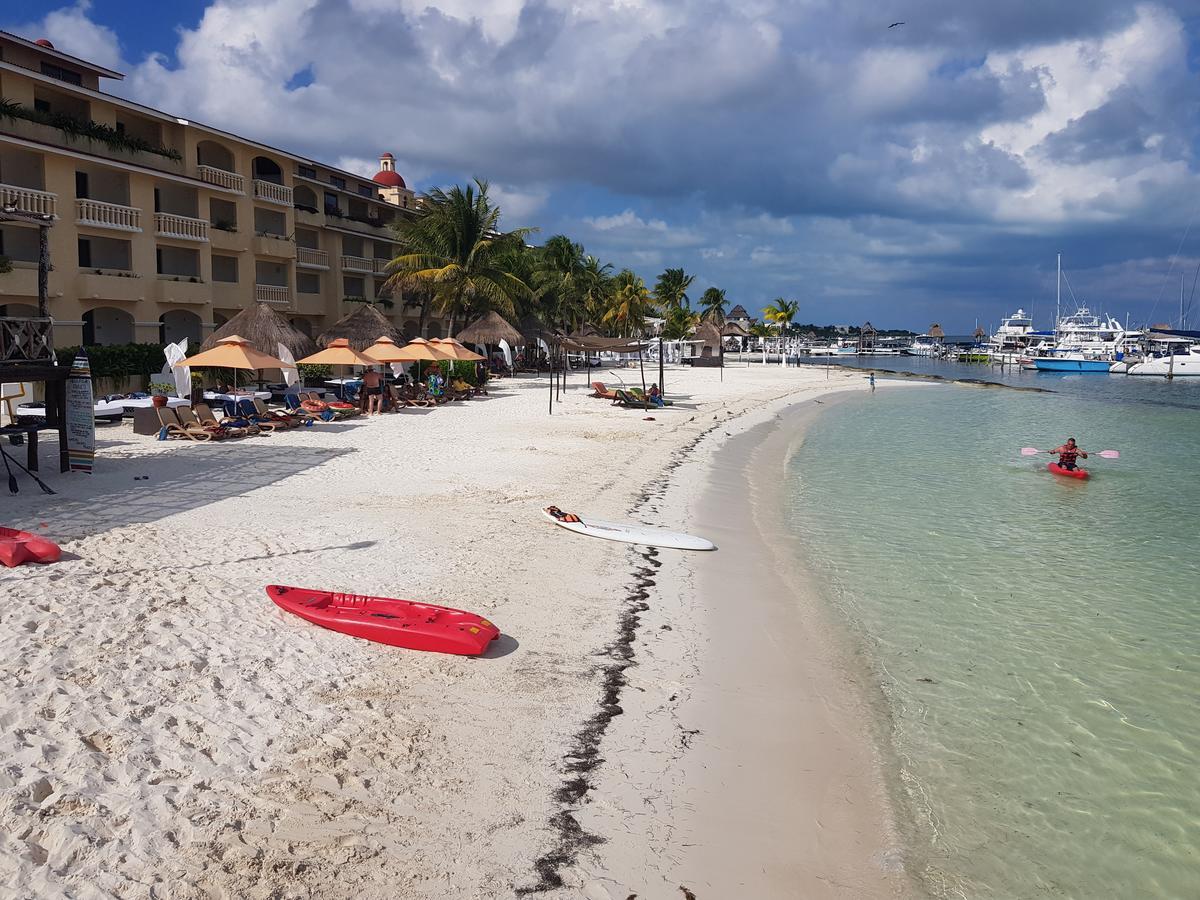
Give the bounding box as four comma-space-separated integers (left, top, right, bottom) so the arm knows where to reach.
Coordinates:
726, 304, 754, 331
0, 29, 451, 349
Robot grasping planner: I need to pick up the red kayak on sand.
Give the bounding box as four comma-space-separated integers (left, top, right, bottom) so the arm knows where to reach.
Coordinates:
0, 527, 61, 567
266, 585, 499, 655
1048, 462, 1089, 480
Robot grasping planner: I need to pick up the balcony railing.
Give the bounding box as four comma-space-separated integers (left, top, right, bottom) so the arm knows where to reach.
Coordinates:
77, 198, 142, 232
253, 180, 293, 206
155, 212, 209, 242
340, 255, 374, 273
297, 247, 329, 268
0, 183, 58, 218
373, 258, 392, 275
197, 165, 245, 193
255, 284, 290, 306
0, 316, 54, 365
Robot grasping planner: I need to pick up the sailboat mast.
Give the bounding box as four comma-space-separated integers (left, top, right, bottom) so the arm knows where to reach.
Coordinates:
1056, 252, 1061, 338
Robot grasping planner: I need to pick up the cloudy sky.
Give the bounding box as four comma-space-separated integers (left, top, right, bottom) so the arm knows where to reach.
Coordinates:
6, 0, 1200, 330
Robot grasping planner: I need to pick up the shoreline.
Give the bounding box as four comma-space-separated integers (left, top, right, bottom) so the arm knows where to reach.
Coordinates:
1, 364, 902, 898
567, 384, 915, 897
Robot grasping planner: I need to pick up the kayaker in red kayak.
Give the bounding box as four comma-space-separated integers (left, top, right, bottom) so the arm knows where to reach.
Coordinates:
1049, 438, 1088, 471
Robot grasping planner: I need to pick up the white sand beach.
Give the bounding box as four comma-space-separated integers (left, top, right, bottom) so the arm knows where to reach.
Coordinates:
1, 364, 905, 899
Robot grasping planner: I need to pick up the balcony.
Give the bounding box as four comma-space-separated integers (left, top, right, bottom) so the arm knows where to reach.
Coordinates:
253, 180, 293, 206
0, 183, 58, 218
297, 247, 330, 269
255, 284, 290, 306
253, 234, 296, 259
76, 270, 143, 301
155, 212, 210, 242
209, 227, 243, 252
155, 275, 210, 305
77, 199, 142, 232
0, 262, 39, 298
197, 165, 245, 194
373, 258, 392, 275
340, 255, 374, 273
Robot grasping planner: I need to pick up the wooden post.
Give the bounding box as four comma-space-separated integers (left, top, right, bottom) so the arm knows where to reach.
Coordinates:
37, 224, 50, 319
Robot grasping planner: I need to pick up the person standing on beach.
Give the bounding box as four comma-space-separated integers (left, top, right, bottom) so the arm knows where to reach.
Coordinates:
1050, 438, 1088, 470
868, 373, 876, 391
361, 367, 383, 415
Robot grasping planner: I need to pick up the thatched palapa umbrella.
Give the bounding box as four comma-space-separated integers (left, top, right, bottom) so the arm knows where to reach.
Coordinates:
202, 303, 315, 358
317, 304, 401, 351
457, 310, 523, 348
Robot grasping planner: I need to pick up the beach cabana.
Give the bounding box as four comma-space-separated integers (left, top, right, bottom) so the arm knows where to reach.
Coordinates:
317, 305, 402, 352
456, 311, 522, 368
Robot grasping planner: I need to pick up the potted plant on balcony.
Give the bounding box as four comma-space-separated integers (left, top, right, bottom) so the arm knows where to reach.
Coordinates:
148, 381, 174, 407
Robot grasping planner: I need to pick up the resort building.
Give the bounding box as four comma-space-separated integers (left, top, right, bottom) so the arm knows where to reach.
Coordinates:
0, 30, 443, 349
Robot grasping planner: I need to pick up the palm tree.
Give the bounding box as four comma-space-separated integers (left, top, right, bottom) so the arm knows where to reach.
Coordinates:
762, 298, 799, 335
661, 305, 700, 340
698, 287, 727, 324
385, 179, 533, 334
532, 235, 587, 331
602, 269, 656, 338
578, 255, 614, 327
653, 267, 695, 312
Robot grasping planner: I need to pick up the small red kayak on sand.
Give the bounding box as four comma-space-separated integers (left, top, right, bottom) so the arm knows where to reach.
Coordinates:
1048, 462, 1089, 480
266, 585, 499, 655
0, 527, 61, 567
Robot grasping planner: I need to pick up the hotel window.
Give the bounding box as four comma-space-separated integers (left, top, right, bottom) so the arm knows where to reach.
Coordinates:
343, 276, 364, 297
357, 184, 374, 197
329, 176, 346, 190
211, 255, 239, 283
324, 192, 340, 215
297, 272, 321, 294
40, 62, 83, 86
298, 165, 316, 179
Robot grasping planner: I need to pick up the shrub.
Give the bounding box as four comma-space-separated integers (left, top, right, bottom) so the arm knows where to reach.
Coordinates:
0, 97, 182, 161
56, 343, 167, 378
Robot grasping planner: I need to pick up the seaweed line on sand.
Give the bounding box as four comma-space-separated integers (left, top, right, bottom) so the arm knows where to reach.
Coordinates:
518, 415, 726, 894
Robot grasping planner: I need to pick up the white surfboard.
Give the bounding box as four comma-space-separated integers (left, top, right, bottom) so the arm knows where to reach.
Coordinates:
542, 509, 716, 551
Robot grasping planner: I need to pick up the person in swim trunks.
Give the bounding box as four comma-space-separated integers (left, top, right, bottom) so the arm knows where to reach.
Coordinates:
1050, 438, 1088, 470
546, 506, 582, 523
361, 367, 383, 415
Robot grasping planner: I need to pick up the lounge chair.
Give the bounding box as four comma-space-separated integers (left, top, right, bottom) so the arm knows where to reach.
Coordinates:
285, 394, 335, 422
194, 402, 259, 435
612, 389, 651, 409
251, 398, 310, 428
591, 381, 619, 400
177, 405, 237, 439
392, 384, 433, 408
155, 406, 212, 441
228, 400, 279, 432
306, 391, 358, 418
628, 387, 672, 406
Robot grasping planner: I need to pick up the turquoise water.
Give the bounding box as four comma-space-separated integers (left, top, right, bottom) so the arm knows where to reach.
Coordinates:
786, 381, 1200, 898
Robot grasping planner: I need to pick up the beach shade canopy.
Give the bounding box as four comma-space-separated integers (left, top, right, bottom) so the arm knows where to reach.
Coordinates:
430, 337, 486, 362
201, 303, 316, 358
392, 338, 455, 362
180, 335, 288, 371
721, 321, 751, 337
456, 310, 523, 348
361, 336, 412, 363
295, 338, 379, 367
317, 304, 401, 351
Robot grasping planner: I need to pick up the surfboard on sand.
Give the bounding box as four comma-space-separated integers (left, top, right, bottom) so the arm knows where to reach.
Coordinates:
542, 508, 716, 551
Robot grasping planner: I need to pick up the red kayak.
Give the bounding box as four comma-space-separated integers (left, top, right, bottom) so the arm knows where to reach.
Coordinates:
266, 585, 499, 655
1048, 462, 1089, 480
0, 527, 61, 568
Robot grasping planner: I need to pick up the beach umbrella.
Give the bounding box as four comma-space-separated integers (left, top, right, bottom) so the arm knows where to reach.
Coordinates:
317, 304, 401, 352
430, 337, 486, 362
296, 338, 381, 401
361, 336, 410, 363
175, 335, 288, 399
295, 337, 378, 367
202, 303, 316, 358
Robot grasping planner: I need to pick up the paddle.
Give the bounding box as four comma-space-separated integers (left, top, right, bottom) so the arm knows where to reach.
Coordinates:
1020, 447, 1120, 459
0, 445, 17, 493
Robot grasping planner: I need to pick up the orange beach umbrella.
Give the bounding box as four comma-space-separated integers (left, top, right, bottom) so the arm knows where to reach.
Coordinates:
361, 336, 411, 363
430, 337, 486, 362
295, 338, 379, 367
178, 335, 288, 371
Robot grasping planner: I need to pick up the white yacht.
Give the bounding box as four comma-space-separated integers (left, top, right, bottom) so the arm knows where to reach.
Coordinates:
1120, 336, 1200, 377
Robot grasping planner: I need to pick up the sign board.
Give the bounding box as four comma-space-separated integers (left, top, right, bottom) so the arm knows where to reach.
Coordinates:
65, 350, 95, 474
